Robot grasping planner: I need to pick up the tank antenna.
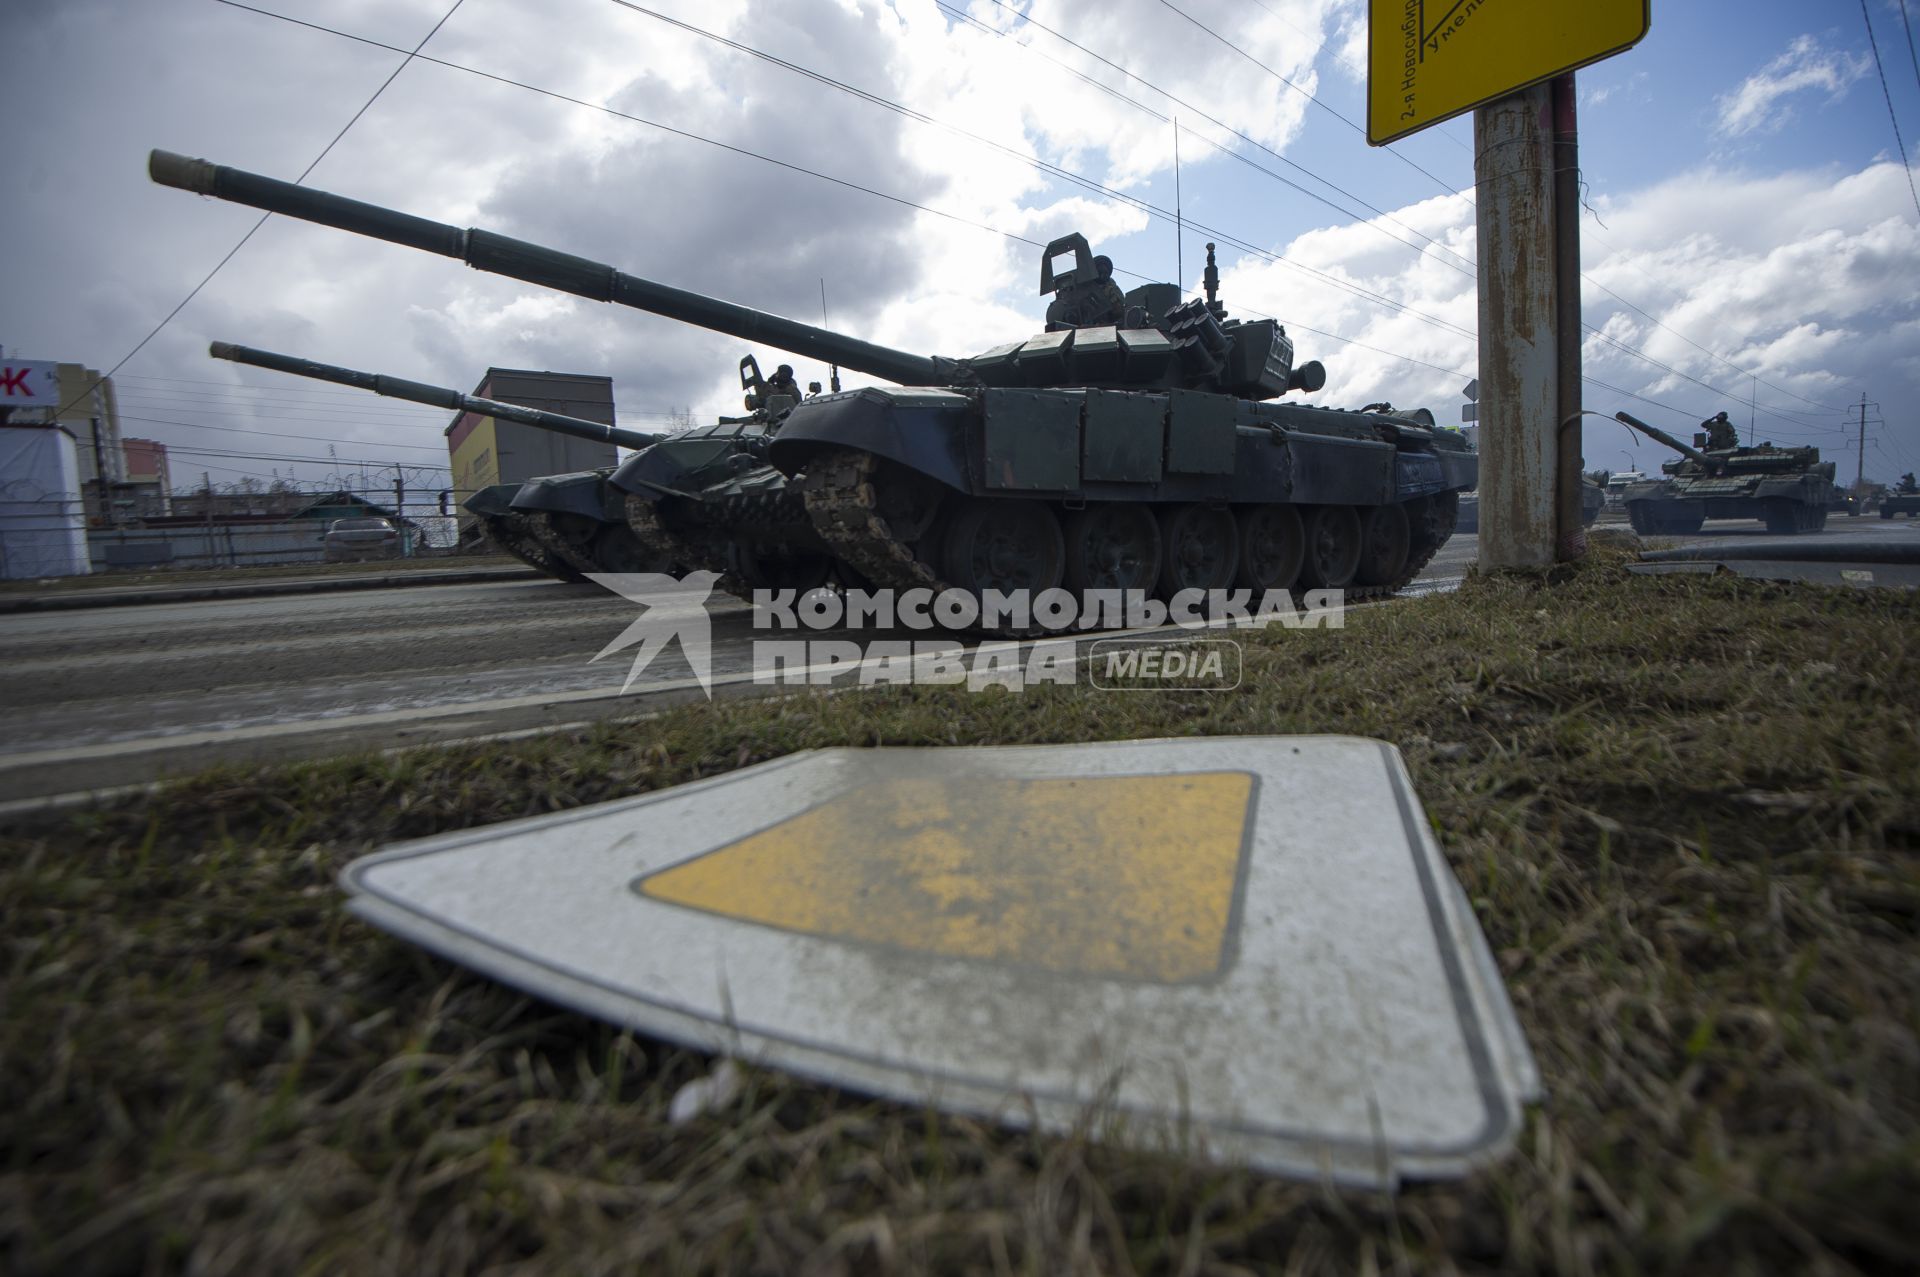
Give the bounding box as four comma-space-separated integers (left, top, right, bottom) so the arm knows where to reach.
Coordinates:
820, 278, 841, 393
1173, 118, 1183, 291
1204, 242, 1219, 307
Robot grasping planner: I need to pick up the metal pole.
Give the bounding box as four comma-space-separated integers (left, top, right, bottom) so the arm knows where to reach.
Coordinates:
1174, 118, 1183, 288
1857, 395, 1867, 492
1474, 82, 1558, 568
1551, 73, 1584, 561
88, 417, 108, 526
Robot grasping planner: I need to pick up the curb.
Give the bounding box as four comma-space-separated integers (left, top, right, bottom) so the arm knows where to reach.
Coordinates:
0, 565, 545, 614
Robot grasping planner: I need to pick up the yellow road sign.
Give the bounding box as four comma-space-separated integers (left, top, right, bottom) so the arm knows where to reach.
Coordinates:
1368, 1, 1651, 145
641, 772, 1254, 983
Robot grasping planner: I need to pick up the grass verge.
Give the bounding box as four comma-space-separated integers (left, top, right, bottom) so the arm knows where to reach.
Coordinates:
4, 542, 1917, 1274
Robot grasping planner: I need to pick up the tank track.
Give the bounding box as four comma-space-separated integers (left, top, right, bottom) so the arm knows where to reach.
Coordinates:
489, 513, 584, 583
624, 493, 756, 601
523, 507, 687, 576
517, 511, 602, 577
799, 448, 1454, 636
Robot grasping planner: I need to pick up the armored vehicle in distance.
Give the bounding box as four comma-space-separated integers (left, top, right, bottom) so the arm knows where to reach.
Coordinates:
1883, 473, 1920, 519
156, 152, 1478, 625
210, 342, 674, 581
1615, 411, 1835, 535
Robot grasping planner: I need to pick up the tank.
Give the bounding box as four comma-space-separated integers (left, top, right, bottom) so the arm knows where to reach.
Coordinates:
209, 342, 673, 580
1615, 410, 1835, 535
1883, 475, 1920, 518
155, 152, 1478, 624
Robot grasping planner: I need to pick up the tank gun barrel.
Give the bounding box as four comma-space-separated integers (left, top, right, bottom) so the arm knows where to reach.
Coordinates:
209, 342, 663, 450
1614, 411, 1720, 470
154, 150, 948, 387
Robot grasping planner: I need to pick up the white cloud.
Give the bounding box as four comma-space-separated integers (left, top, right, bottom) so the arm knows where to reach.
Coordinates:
1213, 156, 1919, 478
1715, 34, 1870, 138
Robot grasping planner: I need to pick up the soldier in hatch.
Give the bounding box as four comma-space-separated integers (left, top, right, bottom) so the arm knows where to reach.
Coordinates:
1899, 472, 1919, 494
1045, 255, 1128, 330
764, 364, 802, 403
1702, 411, 1739, 450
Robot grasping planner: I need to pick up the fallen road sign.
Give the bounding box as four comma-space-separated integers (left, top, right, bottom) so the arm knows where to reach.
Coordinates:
343, 736, 1539, 1186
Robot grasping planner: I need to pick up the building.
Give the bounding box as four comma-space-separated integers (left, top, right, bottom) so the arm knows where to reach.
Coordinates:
123, 438, 171, 494
446, 368, 618, 535
53, 364, 124, 488
98, 437, 174, 520
0, 423, 91, 578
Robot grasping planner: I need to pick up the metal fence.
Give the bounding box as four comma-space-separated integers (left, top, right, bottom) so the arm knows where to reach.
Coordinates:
87, 521, 336, 571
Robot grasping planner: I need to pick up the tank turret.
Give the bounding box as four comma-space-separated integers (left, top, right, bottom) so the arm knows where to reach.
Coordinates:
154, 151, 1323, 401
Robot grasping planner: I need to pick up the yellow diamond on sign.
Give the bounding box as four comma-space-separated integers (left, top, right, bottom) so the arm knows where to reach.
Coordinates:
638, 772, 1255, 983
1368, 1, 1651, 145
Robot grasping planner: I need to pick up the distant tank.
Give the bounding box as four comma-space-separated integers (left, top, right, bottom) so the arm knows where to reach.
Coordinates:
210, 342, 674, 580
1615, 411, 1835, 535
1884, 473, 1920, 519
157, 152, 1477, 626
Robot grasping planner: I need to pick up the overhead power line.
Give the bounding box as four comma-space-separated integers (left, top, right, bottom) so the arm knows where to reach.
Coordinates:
118, 412, 452, 452
1862, 0, 1920, 221
954, 0, 1851, 421
212, 1, 1858, 429
951, 0, 1478, 269
1901, 0, 1920, 98
52, 0, 470, 420
612, 0, 1843, 433
217, 1, 1472, 381
1142, 0, 1462, 196
603, 1, 1475, 342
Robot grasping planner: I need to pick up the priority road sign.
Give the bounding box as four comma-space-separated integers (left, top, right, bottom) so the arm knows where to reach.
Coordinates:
343, 737, 1539, 1185
1368, 1, 1651, 144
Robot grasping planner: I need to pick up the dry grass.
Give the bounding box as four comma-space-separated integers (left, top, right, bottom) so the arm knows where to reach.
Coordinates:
4, 541, 1917, 1274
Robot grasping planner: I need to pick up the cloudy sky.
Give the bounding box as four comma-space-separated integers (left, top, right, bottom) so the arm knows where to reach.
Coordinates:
3, 0, 1918, 494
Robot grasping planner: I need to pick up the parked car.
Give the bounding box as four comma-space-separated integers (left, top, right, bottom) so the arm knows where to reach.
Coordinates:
323, 516, 402, 562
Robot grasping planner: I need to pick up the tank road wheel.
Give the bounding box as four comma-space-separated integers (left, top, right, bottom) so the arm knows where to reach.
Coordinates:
590, 524, 677, 575
1355, 503, 1412, 587
1627, 501, 1657, 535
1299, 505, 1362, 590
941, 499, 1065, 597
1156, 504, 1239, 597
1063, 503, 1161, 594
1763, 499, 1799, 535
1234, 504, 1305, 593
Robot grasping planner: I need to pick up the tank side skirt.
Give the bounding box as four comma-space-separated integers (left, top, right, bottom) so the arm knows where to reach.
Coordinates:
799, 448, 1456, 637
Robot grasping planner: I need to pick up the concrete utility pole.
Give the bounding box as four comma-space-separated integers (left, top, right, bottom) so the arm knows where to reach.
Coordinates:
1856, 395, 1868, 492
1474, 81, 1561, 568
1550, 74, 1584, 561
88, 417, 109, 526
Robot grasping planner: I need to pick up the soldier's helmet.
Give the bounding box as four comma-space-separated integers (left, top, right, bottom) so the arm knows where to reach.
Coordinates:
775, 364, 794, 379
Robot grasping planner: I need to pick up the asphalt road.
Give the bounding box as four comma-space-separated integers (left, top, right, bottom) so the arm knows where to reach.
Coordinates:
0, 517, 1903, 807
